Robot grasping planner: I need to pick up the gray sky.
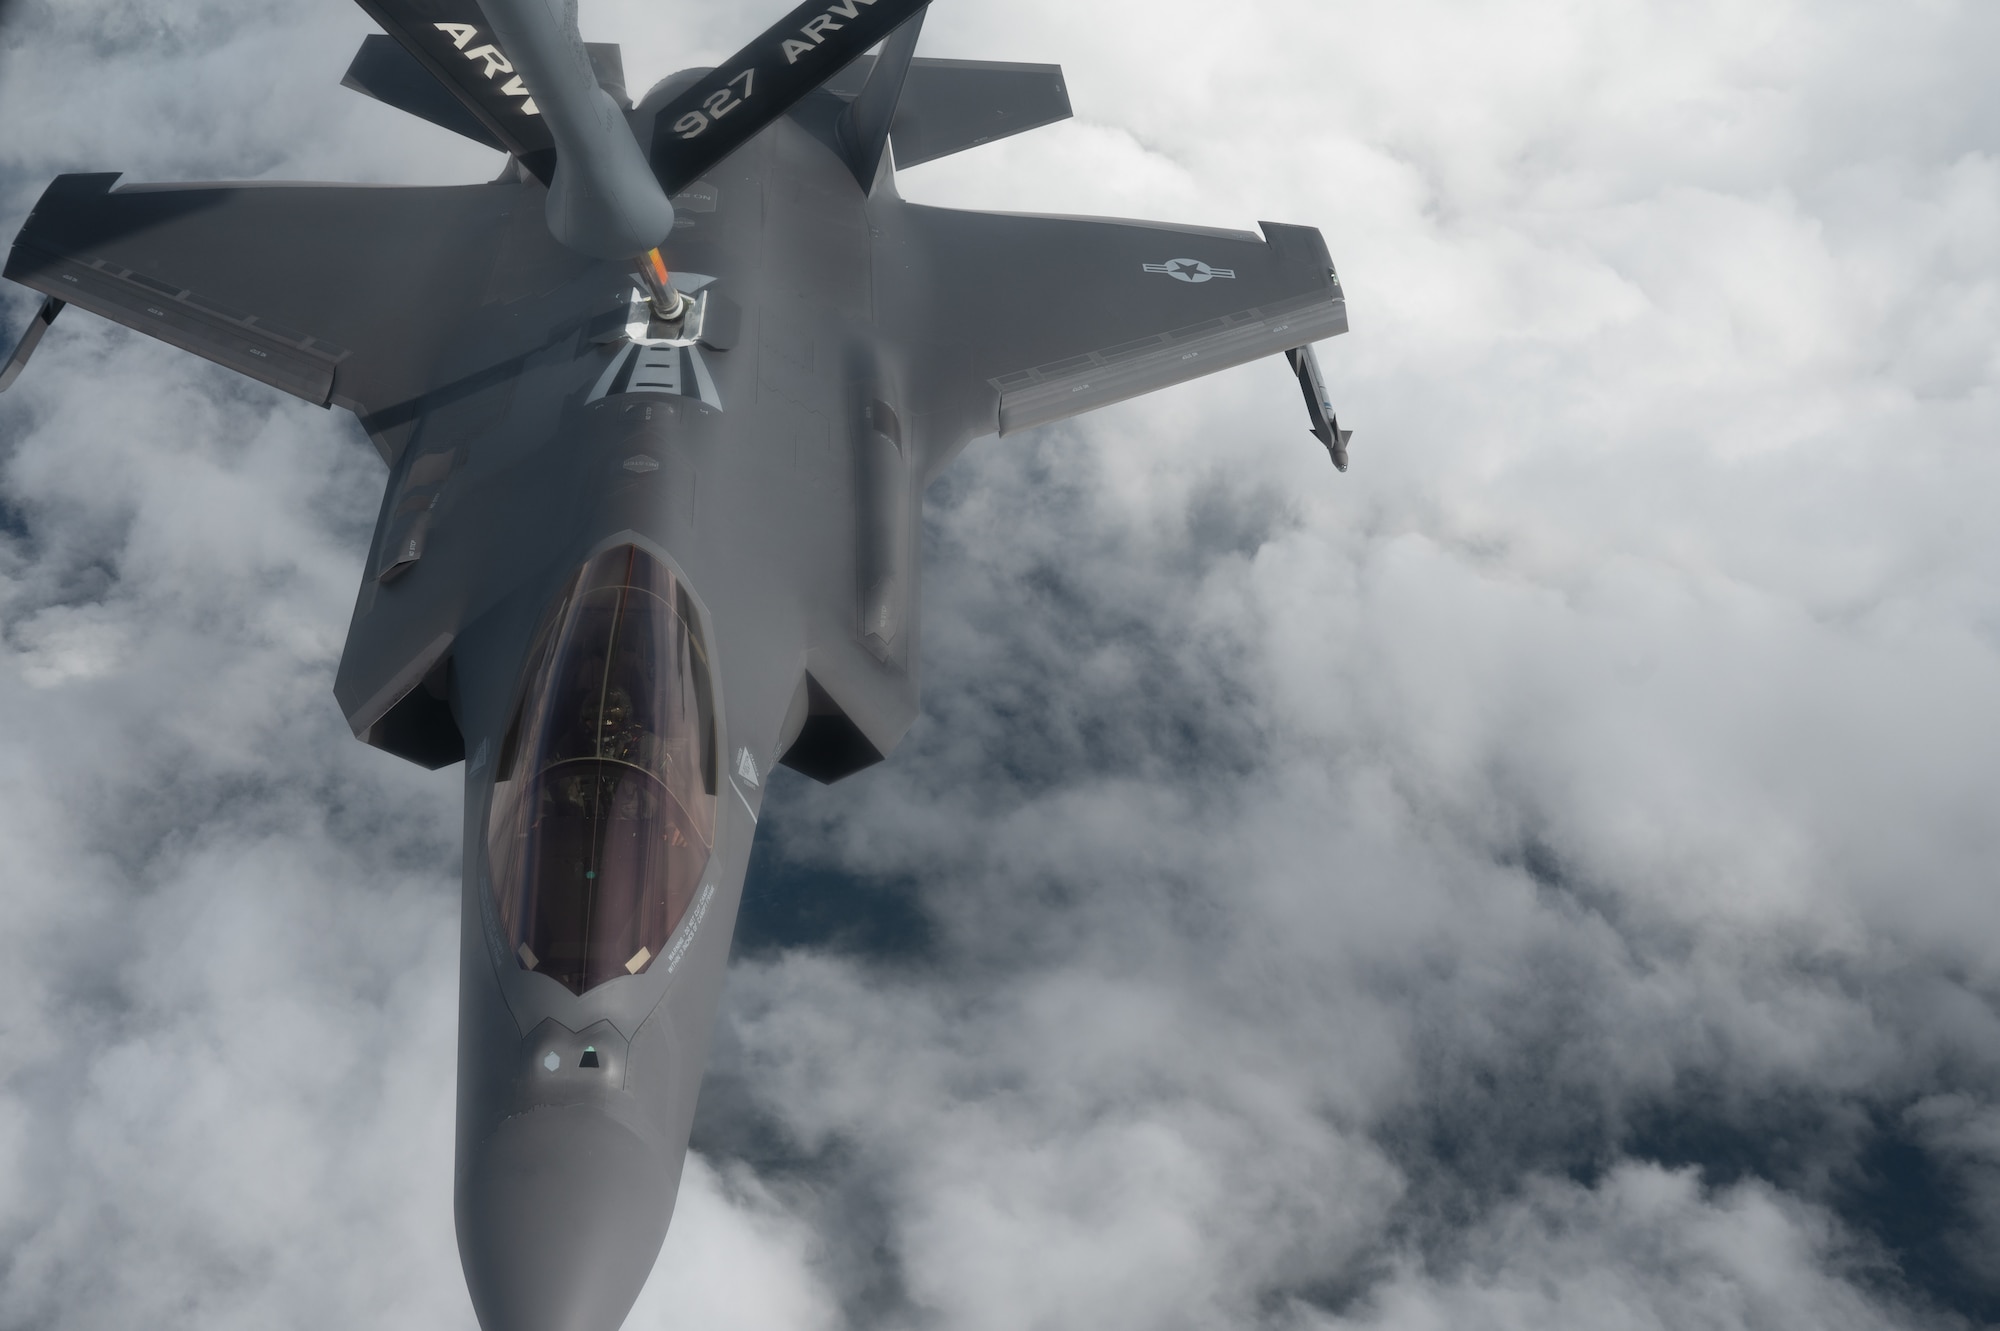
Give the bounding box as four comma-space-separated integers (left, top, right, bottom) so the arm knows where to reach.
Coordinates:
3, 1, 2000, 1328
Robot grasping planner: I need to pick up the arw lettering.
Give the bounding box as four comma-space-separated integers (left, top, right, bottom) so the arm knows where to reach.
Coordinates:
779, 0, 880, 65
433, 22, 540, 114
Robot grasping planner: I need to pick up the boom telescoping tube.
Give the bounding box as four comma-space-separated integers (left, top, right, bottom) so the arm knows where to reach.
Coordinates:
474, 0, 687, 318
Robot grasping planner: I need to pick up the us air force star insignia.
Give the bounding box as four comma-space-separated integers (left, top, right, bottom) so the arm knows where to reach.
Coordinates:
1143, 258, 1237, 283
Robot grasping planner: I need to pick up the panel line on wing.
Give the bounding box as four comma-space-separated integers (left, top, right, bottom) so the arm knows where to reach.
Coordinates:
991, 291, 1347, 436
6, 244, 347, 404
989, 291, 1338, 393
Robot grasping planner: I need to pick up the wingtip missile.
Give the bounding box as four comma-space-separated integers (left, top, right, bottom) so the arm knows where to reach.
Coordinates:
1285, 343, 1350, 471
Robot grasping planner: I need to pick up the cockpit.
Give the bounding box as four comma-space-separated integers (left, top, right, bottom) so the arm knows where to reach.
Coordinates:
485, 545, 718, 995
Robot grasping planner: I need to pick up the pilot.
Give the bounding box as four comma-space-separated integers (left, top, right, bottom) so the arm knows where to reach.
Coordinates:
597, 686, 640, 761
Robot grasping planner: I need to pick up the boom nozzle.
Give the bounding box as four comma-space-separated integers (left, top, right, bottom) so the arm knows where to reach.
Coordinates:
637, 248, 689, 324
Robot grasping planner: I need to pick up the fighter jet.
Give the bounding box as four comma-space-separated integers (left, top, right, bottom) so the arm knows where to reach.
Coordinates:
0, 1, 1349, 1326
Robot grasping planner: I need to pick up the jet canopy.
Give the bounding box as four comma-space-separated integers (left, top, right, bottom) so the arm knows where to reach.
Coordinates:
487, 545, 718, 995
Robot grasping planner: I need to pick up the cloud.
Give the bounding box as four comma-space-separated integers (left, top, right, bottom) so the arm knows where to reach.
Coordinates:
4, 1, 2000, 1329
1325, 1163, 1911, 1331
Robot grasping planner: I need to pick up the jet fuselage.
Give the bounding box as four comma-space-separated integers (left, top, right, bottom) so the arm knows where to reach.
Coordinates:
379, 81, 922, 1330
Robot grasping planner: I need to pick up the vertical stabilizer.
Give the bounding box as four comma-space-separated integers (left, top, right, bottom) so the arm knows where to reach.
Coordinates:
838, 6, 928, 191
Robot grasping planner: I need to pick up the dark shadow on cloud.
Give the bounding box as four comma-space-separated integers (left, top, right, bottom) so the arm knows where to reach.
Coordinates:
686, 1053, 828, 1185
732, 769, 938, 965
1359, 902, 2000, 1326
1230, 1004, 2000, 1328
1627, 1096, 2000, 1326
1840, 1121, 1997, 1323
1181, 468, 1298, 569
701, 774, 946, 1321
688, 1067, 922, 1328
1509, 839, 2000, 1321
691, 979, 925, 1328
0, 490, 30, 544
917, 460, 1273, 796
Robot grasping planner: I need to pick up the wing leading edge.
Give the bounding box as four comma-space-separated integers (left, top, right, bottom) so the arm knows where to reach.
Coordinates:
897, 206, 1346, 470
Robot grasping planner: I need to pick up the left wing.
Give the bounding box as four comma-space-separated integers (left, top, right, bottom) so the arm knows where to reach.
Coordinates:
894, 205, 1347, 468
4, 172, 511, 454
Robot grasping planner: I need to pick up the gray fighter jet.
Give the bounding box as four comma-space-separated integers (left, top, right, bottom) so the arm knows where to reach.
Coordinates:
1, 1, 1349, 1326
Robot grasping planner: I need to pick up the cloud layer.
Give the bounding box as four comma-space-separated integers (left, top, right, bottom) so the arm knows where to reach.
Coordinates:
4, 1, 2000, 1328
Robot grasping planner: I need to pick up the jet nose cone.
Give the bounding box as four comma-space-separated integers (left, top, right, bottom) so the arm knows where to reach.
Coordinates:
458, 1104, 673, 1331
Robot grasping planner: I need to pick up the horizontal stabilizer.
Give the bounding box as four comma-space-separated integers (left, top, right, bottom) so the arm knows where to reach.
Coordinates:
826, 57, 1072, 168
343, 33, 504, 149
342, 30, 629, 154
348, 0, 559, 181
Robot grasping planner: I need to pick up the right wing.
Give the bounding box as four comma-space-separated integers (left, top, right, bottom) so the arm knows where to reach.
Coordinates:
897, 205, 1347, 465
4, 172, 510, 449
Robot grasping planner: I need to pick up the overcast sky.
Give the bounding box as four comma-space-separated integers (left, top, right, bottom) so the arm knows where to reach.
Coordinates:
3, 1, 2000, 1328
